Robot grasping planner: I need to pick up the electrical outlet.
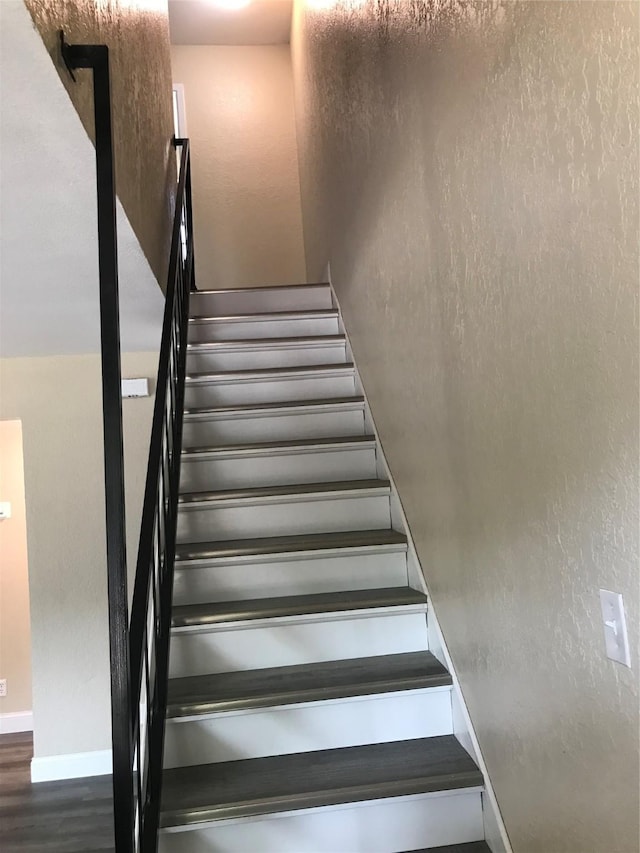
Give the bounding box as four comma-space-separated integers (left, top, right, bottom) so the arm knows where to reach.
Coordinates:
0, 679, 7, 697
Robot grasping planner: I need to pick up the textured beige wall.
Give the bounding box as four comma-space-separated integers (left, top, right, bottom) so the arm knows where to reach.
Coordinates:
24, 0, 176, 286
292, 2, 639, 852
171, 45, 306, 288
0, 420, 32, 717
0, 352, 158, 758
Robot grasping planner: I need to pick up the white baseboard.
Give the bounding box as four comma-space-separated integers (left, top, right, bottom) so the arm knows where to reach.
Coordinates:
0, 710, 33, 734
31, 748, 112, 782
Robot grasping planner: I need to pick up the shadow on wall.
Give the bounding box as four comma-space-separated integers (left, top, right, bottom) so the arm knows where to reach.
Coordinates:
293, 1, 639, 852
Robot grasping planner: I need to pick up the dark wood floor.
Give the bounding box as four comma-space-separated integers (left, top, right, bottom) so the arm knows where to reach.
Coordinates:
0, 732, 114, 852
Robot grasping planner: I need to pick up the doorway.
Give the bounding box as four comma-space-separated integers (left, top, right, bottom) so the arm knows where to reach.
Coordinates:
0, 419, 32, 733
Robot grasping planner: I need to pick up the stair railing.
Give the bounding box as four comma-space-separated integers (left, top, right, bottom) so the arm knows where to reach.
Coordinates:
60, 33, 195, 852
128, 135, 194, 850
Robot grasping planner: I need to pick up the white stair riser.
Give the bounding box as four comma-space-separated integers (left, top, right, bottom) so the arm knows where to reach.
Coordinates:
163, 689, 453, 768
186, 343, 346, 372
158, 790, 484, 853
188, 316, 339, 342
182, 408, 366, 446
176, 494, 391, 543
190, 286, 332, 315
169, 613, 428, 677
179, 446, 377, 491
172, 551, 408, 605
184, 374, 355, 408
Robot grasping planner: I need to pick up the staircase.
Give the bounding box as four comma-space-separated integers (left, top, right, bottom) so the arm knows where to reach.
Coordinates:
158, 283, 491, 852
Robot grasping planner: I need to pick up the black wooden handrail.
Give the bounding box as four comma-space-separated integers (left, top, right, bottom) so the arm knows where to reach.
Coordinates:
60, 33, 195, 852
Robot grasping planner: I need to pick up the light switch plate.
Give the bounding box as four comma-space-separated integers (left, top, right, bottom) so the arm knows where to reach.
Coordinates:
599, 589, 631, 667
0, 502, 11, 520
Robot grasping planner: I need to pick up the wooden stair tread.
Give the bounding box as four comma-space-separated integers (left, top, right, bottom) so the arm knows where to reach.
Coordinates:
167, 650, 451, 718
181, 434, 376, 457
404, 844, 492, 853
192, 283, 330, 296
189, 308, 339, 324
174, 528, 407, 564
178, 478, 390, 505
187, 335, 345, 350
171, 586, 427, 630
183, 395, 365, 418
185, 363, 354, 383
160, 735, 483, 828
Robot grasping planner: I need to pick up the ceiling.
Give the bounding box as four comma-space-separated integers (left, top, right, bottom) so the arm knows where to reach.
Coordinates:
168, 0, 293, 46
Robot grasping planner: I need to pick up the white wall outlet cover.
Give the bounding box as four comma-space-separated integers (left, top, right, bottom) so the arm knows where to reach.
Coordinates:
121, 378, 149, 398
0, 502, 11, 520
599, 589, 631, 668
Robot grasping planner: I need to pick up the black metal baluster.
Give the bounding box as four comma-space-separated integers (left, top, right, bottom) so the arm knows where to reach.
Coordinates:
58, 84, 195, 847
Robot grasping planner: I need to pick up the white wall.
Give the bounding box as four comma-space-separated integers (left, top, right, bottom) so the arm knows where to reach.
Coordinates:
171, 45, 306, 289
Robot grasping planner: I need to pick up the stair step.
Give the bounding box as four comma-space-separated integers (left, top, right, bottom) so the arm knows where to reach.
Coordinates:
181, 396, 366, 447
172, 529, 410, 605
179, 478, 390, 510
183, 395, 364, 420
176, 478, 391, 542
163, 651, 453, 766
190, 283, 332, 315
167, 651, 450, 718
187, 335, 346, 351
179, 435, 378, 490
181, 434, 376, 459
193, 283, 330, 295
175, 528, 407, 566
186, 336, 347, 371
189, 308, 339, 326
160, 735, 483, 828
405, 844, 492, 853
184, 364, 356, 408
185, 363, 355, 386
165, 285, 489, 850
172, 587, 426, 632
169, 588, 427, 676
177, 478, 391, 542
188, 309, 340, 343
158, 797, 485, 852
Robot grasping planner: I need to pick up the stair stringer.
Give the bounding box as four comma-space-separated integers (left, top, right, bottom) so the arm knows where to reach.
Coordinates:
327, 275, 512, 853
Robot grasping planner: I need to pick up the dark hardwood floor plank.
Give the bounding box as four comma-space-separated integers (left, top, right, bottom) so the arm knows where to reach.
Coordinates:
0, 733, 114, 852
